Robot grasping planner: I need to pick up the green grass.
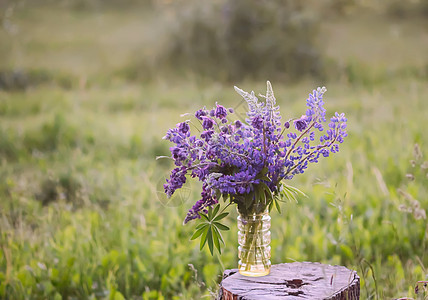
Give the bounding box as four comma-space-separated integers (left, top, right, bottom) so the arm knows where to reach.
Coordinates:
1, 3, 428, 299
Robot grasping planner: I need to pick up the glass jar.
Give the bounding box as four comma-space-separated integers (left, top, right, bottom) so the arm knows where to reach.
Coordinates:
237, 209, 271, 276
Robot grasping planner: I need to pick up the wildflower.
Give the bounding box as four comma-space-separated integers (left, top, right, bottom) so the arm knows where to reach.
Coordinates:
195, 109, 207, 120
178, 122, 190, 134
162, 81, 347, 224
202, 117, 214, 130
252, 116, 263, 130
215, 104, 228, 119
294, 115, 308, 132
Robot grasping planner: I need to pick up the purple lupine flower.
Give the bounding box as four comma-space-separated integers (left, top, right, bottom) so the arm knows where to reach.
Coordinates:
294, 115, 308, 132
171, 147, 186, 161
202, 117, 214, 130
195, 109, 207, 120
215, 104, 228, 119
178, 122, 190, 134
184, 184, 217, 224
164, 167, 187, 198
252, 116, 263, 130
163, 82, 347, 224
201, 130, 214, 142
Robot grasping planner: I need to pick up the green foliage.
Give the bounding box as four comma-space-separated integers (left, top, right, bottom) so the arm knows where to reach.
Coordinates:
0, 69, 75, 91
1, 77, 427, 299
192, 205, 230, 255
0, 128, 21, 161
1, 3, 428, 299
160, 0, 323, 81
36, 173, 83, 206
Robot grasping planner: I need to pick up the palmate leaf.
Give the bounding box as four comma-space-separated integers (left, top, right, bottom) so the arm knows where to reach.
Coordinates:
211, 204, 220, 219
213, 222, 229, 231
211, 226, 221, 254
213, 225, 226, 245
213, 212, 229, 222
199, 226, 209, 251
206, 228, 213, 255
194, 204, 230, 255
200, 213, 210, 222
190, 223, 208, 240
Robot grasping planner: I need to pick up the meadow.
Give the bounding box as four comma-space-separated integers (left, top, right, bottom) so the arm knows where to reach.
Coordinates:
0, 2, 428, 299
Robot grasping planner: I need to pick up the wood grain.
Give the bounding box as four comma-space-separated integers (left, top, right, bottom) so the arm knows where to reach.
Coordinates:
219, 262, 360, 300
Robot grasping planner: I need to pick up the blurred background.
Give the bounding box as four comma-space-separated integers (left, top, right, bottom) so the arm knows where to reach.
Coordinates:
0, 0, 427, 299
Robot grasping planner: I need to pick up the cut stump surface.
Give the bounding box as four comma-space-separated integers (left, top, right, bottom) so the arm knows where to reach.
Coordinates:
220, 262, 360, 300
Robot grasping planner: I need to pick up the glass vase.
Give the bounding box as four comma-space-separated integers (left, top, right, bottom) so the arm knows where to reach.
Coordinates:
237, 209, 271, 277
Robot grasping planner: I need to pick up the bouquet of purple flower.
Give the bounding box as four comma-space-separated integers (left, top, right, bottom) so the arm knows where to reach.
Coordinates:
162, 82, 347, 268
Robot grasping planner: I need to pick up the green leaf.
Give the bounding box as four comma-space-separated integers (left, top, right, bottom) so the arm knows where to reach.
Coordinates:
191, 224, 208, 240
207, 207, 213, 220
265, 185, 273, 199
245, 191, 255, 209
276, 194, 287, 202
256, 185, 266, 206
195, 222, 208, 230
199, 212, 210, 222
213, 212, 229, 222
255, 168, 270, 181
274, 198, 281, 214
213, 225, 225, 245
222, 194, 229, 202
212, 204, 220, 218
211, 226, 221, 254
268, 200, 273, 212
260, 182, 273, 204
284, 184, 307, 197
213, 222, 229, 231
257, 175, 271, 181
207, 228, 214, 255
260, 167, 268, 175
280, 183, 307, 203
200, 226, 209, 251
281, 187, 297, 203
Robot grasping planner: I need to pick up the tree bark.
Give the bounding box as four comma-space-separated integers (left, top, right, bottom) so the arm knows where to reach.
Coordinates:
219, 262, 360, 300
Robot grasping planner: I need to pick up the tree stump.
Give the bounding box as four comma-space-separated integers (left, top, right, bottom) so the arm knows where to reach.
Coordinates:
219, 262, 360, 300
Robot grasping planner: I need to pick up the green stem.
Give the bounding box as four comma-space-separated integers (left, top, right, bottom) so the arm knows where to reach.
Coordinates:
240, 212, 269, 272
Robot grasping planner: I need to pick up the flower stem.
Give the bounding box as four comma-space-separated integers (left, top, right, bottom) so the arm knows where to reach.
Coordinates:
239, 211, 270, 275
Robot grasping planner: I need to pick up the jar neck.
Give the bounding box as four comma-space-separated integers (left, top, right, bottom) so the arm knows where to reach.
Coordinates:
236, 206, 269, 218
